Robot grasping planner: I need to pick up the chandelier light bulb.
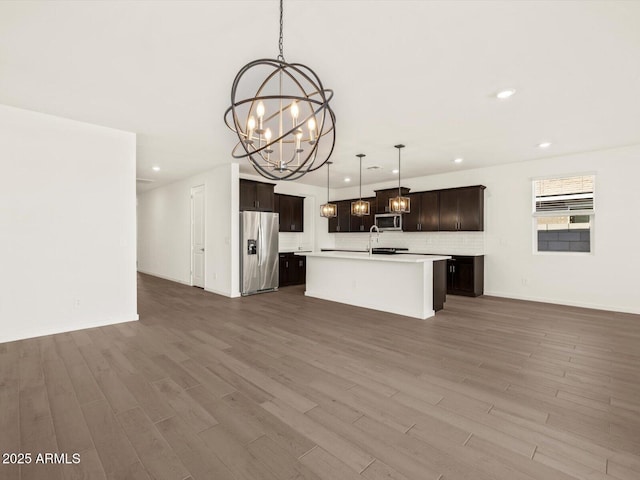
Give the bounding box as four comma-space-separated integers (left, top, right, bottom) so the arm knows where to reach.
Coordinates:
308, 118, 316, 144
256, 101, 265, 131
295, 128, 303, 151
291, 101, 299, 120
264, 128, 272, 142
246, 116, 256, 143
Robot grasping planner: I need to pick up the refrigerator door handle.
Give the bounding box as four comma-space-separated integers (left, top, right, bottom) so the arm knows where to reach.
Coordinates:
257, 221, 263, 267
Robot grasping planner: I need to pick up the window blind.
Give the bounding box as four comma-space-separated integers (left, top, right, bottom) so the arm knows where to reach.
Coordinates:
534, 175, 594, 215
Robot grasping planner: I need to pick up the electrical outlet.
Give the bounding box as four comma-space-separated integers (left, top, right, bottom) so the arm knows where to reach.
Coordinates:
521, 278, 528, 286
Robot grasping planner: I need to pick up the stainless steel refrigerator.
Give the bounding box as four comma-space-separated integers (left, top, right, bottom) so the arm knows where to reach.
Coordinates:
240, 211, 279, 295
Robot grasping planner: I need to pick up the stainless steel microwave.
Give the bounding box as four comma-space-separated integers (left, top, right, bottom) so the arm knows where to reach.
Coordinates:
374, 213, 402, 231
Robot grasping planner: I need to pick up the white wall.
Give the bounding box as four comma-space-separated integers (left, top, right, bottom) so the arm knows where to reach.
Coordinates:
0, 104, 138, 343
325, 145, 640, 314
240, 173, 334, 252
137, 163, 240, 297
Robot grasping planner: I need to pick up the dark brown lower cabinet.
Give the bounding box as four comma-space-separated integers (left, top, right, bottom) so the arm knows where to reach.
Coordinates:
279, 253, 306, 287
447, 255, 484, 296
433, 260, 447, 311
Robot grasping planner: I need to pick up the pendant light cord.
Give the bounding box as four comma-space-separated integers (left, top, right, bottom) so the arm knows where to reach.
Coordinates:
395, 144, 405, 196
398, 149, 401, 196
359, 157, 362, 199
278, 0, 285, 61
356, 154, 366, 200
327, 163, 330, 200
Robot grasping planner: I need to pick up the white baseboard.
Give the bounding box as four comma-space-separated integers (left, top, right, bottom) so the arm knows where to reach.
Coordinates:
0, 314, 139, 344
137, 269, 191, 286
484, 290, 640, 315
204, 287, 232, 298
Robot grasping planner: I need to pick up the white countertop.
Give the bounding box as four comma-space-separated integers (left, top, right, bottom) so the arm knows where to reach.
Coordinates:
300, 251, 450, 263
319, 249, 483, 257
405, 250, 484, 257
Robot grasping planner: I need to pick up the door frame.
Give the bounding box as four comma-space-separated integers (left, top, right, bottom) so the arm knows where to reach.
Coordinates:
190, 185, 205, 287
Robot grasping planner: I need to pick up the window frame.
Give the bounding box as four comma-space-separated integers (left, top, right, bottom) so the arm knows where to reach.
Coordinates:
531, 173, 596, 256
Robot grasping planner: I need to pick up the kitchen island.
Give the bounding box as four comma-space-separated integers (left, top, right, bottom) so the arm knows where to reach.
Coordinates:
299, 251, 450, 320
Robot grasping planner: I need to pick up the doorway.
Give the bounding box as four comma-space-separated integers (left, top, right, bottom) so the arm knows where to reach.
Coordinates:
191, 185, 205, 288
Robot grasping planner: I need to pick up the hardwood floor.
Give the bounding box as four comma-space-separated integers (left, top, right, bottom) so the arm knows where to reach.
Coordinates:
1, 273, 640, 480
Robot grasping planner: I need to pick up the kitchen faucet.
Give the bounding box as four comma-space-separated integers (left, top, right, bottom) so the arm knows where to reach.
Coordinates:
368, 225, 380, 255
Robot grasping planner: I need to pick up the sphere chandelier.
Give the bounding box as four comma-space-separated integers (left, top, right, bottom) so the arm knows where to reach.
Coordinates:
224, 0, 336, 181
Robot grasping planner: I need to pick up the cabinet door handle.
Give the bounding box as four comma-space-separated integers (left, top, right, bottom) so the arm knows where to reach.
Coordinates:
285, 261, 289, 268
299, 260, 303, 267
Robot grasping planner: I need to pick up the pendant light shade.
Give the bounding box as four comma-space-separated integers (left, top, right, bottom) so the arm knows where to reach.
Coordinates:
390, 144, 410, 213
351, 199, 370, 216
351, 154, 370, 216
320, 162, 337, 218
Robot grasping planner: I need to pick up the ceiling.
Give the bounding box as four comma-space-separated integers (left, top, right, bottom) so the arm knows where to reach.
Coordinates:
1, 1, 639, 192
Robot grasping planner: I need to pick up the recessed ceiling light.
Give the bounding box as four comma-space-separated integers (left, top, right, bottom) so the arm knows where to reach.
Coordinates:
453, 158, 463, 164
152, 166, 161, 171
496, 89, 516, 99
537, 142, 552, 149
392, 169, 399, 174
344, 177, 351, 182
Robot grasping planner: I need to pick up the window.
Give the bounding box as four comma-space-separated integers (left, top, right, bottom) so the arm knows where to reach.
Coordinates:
533, 175, 595, 253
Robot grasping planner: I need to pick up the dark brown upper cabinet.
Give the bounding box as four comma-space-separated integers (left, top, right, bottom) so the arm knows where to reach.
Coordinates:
328, 200, 352, 233
275, 193, 304, 232
349, 197, 376, 232
374, 187, 410, 214
403, 191, 439, 232
438, 186, 485, 231
327, 185, 485, 233
240, 179, 275, 212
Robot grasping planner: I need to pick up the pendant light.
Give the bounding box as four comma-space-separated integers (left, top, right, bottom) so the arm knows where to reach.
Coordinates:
224, 0, 336, 181
320, 162, 337, 218
351, 154, 370, 216
390, 144, 410, 213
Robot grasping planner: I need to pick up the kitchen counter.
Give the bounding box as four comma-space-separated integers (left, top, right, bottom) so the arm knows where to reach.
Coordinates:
320, 248, 483, 257
304, 251, 450, 263
403, 251, 484, 257
298, 251, 450, 320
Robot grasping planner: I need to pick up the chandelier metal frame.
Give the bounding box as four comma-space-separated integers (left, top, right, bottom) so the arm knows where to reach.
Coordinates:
224, 0, 336, 181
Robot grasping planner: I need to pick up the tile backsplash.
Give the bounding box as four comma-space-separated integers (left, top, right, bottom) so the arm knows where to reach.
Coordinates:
330, 231, 485, 255
279, 232, 314, 253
